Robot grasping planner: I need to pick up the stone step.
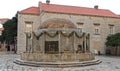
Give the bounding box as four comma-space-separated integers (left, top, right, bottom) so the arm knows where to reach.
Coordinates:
14, 59, 102, 68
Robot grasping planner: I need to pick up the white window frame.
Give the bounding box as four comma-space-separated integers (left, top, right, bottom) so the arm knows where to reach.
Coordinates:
109, 24, 114, 35
94, 23, 100, 35
25, 21, 33, 33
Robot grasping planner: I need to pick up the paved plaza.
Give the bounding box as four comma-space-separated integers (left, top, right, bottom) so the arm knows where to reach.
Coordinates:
0, 52, 119, 71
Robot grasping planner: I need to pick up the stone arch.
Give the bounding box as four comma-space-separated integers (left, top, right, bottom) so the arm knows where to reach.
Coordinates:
40, 18, 76, 29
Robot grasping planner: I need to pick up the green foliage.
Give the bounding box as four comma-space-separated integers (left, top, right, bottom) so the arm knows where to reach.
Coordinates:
105, 33, 120, 47
0, 12, 18, 44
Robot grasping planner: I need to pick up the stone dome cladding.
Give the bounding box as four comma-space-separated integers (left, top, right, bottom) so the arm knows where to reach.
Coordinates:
40, 18, 76, 29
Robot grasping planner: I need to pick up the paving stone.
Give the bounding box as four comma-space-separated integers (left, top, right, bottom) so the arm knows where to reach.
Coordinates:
0, 54, 120, 71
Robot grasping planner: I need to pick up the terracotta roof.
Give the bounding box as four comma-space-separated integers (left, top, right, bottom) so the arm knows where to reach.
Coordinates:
20, 2, 119, 18
0, 18, 9, 24
20, 7, 39, 14
0, 18, 9, 20
40, 3, 119, 18
0, 28, 4, 31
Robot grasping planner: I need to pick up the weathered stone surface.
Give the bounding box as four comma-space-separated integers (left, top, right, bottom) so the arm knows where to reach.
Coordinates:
0, 53, 119, 71
20, 52, 94, 62
17, 12, 120, 54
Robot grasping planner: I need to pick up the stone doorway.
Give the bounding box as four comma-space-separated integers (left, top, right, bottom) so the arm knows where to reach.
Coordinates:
45, 41, 59, 54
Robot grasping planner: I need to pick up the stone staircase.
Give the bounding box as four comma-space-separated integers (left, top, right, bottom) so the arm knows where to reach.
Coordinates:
14, 59, 102, 68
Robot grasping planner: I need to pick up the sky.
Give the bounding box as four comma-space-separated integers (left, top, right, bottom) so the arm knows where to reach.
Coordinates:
0, 0, 120, 19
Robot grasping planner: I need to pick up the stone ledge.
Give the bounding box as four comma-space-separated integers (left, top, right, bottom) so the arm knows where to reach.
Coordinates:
13, 59, 102, 68
20, 52, 94, 62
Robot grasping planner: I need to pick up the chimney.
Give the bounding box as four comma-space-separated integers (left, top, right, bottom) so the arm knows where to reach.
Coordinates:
46, 0, 50, 4
94, 5, 98, 9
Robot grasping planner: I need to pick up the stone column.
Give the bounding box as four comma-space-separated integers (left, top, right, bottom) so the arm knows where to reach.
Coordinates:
26, 33, 28, 52
58, 31, 61, 61
73, 32, 76, 61
86, 34, 89, 52
31, 32, 33, 53
83, 33, 86, 53
26, 32, 33, 53
88, 34, 90, 52
86, 34, 88, 52
42, 32, 46, 61
43, 32, 45, 54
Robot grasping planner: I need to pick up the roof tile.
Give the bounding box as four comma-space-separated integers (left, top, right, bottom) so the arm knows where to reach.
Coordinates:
20, 2, 119, 18
20, 7, 39, 14
41, 3, 119, 18
0, 28, 4, 31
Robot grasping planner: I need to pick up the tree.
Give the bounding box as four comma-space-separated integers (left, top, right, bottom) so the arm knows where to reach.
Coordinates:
0, 12, 18, 45
105, 33, 120, 55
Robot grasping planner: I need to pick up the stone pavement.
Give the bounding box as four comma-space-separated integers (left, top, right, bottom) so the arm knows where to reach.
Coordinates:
0, 53, 119, 71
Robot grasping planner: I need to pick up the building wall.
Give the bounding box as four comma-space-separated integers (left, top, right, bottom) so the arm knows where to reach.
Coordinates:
17, 12, 120, 54
40, 12, 120, 54
17, 14, 40, 53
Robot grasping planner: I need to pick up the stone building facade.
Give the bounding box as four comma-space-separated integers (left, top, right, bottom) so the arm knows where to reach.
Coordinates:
17, 2, 120, 54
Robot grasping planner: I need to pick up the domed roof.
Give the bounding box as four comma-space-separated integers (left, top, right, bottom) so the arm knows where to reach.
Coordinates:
40, 18, 76, 29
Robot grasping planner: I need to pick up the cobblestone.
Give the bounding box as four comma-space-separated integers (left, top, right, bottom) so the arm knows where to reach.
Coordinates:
0, 53, 119, 71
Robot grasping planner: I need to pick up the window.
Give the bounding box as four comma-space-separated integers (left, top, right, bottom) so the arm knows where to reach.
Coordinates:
95, 28, 99, 34
45, 41, 59, 54
25, 21, 33, 32
109, 24, 114, 35
94, 23, 100, 35
77, 22, 84, 33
